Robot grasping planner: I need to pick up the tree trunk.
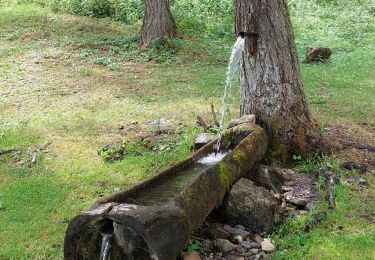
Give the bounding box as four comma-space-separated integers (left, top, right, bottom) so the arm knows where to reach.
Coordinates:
234, 0, 322, 157
140, 0, 176, 47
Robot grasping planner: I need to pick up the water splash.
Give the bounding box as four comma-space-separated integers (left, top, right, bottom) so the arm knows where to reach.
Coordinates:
198, 152, 227, 165
216, 36, 245, 152
100, 234, 112, 260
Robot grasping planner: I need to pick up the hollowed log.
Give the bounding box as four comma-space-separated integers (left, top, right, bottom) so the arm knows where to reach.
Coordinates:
64, 123, 268, 260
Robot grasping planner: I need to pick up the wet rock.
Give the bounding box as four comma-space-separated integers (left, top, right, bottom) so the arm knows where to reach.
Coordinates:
228, 115, 256, 128
183, 251, 202, 260
223, 225, 250, 237
305, 47, 332, 63
241, 241, 261, 249
221, 179, 281, 233
194, 133, 219, 150
216, 239, 234, 253
209, 224, 230, 239
260, 238, 275, 252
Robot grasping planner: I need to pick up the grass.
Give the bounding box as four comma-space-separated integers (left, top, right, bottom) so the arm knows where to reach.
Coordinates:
0, 1, 374, 259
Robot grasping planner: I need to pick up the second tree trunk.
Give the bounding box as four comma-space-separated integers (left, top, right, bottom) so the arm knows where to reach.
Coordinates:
140, 0, 176, 47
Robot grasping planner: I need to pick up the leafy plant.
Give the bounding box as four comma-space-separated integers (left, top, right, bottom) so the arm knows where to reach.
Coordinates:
184, 239, 204, 253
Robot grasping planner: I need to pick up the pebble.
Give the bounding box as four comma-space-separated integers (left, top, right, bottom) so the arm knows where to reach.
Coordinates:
241, 241, 261, 249
261, 238, 275, 252
224, 225, 250, 237
216, 239, 234, 253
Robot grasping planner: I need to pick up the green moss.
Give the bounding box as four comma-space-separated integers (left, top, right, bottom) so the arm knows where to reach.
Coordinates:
233, 150, 246, 163
218, 162, 232, 190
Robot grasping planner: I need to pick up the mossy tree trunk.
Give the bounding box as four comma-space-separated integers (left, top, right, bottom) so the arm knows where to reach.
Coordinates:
140, 0, 176, 47
234, 0, 322, 157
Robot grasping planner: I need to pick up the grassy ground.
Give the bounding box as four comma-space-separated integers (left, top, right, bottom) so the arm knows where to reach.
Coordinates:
0, 2, 374, 259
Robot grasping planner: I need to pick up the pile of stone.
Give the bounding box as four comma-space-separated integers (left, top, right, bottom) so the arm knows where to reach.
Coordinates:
185, 223, 274, 260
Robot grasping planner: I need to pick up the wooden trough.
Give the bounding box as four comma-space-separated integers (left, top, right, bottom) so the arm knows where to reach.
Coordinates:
64, 123, 268, 260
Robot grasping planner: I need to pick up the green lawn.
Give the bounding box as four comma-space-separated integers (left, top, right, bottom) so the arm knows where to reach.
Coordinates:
0, 1, 374, 259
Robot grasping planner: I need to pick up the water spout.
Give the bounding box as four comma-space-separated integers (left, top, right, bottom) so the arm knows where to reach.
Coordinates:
216, 37, 245, 152
100, 233, 112, 260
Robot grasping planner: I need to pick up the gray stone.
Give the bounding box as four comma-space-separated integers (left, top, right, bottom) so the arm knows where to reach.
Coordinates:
194, 133, 219, 150
228, 115, 256, 128
220, 179, 281, 233
224, 225, 250, 237
241, 241, 261, 249
149, 118, 173, 133
285, 195, 308, 206
216, 239, 234, 253
260, 238, 275, 252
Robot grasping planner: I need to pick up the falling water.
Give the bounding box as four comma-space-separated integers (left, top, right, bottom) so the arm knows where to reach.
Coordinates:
100, 234, 112, 260
215, 36, 245, 152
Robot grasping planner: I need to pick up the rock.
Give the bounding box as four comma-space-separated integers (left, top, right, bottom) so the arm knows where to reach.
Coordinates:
225, 255, 245, 260
202, 240, 214, 253
233, 245, 246, 253
231, 235, 243, 244
149, 118, 173, 133
262, 253, 271, 260
228, 115, 256, 128
260, 238, 275, 252
183, 251, 201, 260
241, 241, 260, 249
249, 248, 259, 255
306, 202, 316, 211
285, 195, 308, 207
223, 225, 250, 237
209, 224, 230, 239
305, 47, 332, 63
216, 239, 234, 253
253, 234, 264, 244
194, 133, 219, 150
245, 165, 285, 193
220, 179, 281, 233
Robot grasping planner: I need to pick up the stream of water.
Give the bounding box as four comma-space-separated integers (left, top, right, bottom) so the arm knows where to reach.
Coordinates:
100, 234, 112, 260
216, 36, 245, 152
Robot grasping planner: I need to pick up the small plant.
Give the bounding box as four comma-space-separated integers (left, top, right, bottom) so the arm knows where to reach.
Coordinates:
98, 140, 127, 162
183, 239, 204, 253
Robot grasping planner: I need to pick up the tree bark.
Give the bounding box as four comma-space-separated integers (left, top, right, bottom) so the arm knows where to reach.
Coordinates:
234, 0, 322, 156
140, 0, 176, 47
